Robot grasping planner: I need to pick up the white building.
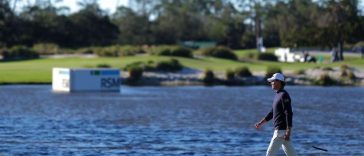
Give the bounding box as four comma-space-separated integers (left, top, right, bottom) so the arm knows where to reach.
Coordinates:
52, 68, 122, 92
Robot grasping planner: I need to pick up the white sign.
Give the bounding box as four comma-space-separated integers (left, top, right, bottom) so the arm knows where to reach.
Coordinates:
52, 68, 121, 92
52, 68, 71, 92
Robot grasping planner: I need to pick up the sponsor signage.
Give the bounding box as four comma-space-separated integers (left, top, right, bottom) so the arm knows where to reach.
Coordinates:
52, 68, 122, 92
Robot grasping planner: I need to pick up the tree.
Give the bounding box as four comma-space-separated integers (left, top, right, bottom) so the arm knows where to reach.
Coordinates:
69, 3, 119, 46
264, 0, 321, 48
151, 0, 206, 44
318, 0, 360, 61
112, 6, 152, 44
263, 0, 362, 59
0, 0, 19, 46
219, 3, 246, 48
19, 5, 70, 46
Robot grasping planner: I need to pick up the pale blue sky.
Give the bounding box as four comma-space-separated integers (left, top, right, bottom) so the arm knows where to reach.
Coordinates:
57, 0, 129, 14
16, 0, 364, 15
65, 0, 364, 15
15, 0, 129, 14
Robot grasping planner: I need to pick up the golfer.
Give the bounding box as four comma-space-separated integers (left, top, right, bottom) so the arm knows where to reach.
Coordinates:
255, 73, 297, 156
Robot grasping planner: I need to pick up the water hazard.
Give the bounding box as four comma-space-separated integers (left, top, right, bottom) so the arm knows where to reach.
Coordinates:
0, 85, 363, 155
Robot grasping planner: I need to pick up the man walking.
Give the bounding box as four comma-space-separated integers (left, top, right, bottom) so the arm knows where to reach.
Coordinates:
255, 73, 297, 156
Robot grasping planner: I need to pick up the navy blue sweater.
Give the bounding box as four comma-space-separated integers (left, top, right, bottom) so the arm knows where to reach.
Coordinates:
264, 89, 293, 130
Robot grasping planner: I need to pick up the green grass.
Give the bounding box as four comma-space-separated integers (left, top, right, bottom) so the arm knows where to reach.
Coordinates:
234, 48, 276, 58
0, 49, 363, 84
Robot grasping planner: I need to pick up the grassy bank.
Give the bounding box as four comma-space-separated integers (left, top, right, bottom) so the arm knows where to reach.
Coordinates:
0, 49, 363, 84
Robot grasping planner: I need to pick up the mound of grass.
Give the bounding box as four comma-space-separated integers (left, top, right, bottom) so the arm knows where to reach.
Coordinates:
235, 66, 253, 77
201, 46, 237, 60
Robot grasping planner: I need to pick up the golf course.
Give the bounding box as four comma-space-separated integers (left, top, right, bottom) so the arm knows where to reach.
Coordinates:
0, 48, 363, 84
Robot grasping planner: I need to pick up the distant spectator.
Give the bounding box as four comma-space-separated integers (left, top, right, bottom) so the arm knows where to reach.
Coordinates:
303, 51, 309, 62
318, 55, 324, 64
331, 48, 338, 62
303, 51, 316, 63
307, 55, 316, 63
361, 47, 364, 59
284, 52, 287, 62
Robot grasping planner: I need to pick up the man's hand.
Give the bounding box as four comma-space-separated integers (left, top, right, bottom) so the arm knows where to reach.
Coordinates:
283, 133, 290, 141
255, 119, 266, 129
255, 122, 262, 129
284, 128, 291, 141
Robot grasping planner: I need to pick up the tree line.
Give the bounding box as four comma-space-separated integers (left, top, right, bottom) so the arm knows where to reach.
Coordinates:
1, 0, 363, 54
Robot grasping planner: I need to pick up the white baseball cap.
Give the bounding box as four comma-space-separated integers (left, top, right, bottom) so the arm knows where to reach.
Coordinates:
267, 73, 285, 82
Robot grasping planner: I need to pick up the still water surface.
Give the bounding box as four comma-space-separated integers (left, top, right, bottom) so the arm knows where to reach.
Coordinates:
0, 85, 363, 155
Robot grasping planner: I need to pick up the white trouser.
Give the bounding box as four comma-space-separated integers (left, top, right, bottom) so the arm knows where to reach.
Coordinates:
266, 130, 298, 156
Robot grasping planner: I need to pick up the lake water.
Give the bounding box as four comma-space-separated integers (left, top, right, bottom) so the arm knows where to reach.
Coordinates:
0, 85, 363, 155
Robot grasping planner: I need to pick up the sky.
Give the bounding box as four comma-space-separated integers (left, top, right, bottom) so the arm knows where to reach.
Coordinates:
14, 0, 129, 14
61, 0, 364, 15
56, 0, 129, 14
15, 0, 364, 15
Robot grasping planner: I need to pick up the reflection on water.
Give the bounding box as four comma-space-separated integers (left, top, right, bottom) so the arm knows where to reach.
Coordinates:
0, 85, 363, 155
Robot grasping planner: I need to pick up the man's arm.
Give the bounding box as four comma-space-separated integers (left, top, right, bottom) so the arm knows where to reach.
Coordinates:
255, 118, 267, 129
282, 93, 293, 140
255, 109, 273, 129
265, 108, 273, 122
284, 102, 293, 129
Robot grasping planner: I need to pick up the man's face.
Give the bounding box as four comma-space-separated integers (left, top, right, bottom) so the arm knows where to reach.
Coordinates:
270, 80, 281, 90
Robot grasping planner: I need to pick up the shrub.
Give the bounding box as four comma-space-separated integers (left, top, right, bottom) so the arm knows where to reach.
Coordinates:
32, 43, 59, 55
338, 64, 356, 80
340, 64, 349, 71
124, 61, 148, 71
226, 69, 235, 80
235, 66, 252, 77
128, 66, 143, 81
144, 61, 156, 71
96, 47, 117, 57
0, 49, 10, 60
347, 71, 356, 80
246, 52, 257, 59
322, 67, 333, 71
92, 45, 145, 57
149, 45, 170, 55
96, 63, 111, 68
203, 69, 215, 86
239, 52, 259, 60
315, 73, 336, 86
124, 59, 183, 72
2, 46, 39, 60
170, 47, 193, 58
341, 70, 348, 77
341, 69, 356, 80
257, 53, 278, 61
225, 69, 236, 86
77, 47, 97, 54
265, 66, 282, 79
150, 45, 193, 58
119, 46, 145, 56
155, 59, 183, 72
295, 69, 306, 75
201, 46, 237, 60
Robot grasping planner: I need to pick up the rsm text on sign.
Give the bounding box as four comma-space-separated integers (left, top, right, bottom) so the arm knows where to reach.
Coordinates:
101, 78, 122, 88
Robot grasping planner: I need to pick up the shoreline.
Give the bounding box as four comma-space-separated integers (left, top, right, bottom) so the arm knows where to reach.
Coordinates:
1, 76, 363, 87
1, 66, 364, 87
